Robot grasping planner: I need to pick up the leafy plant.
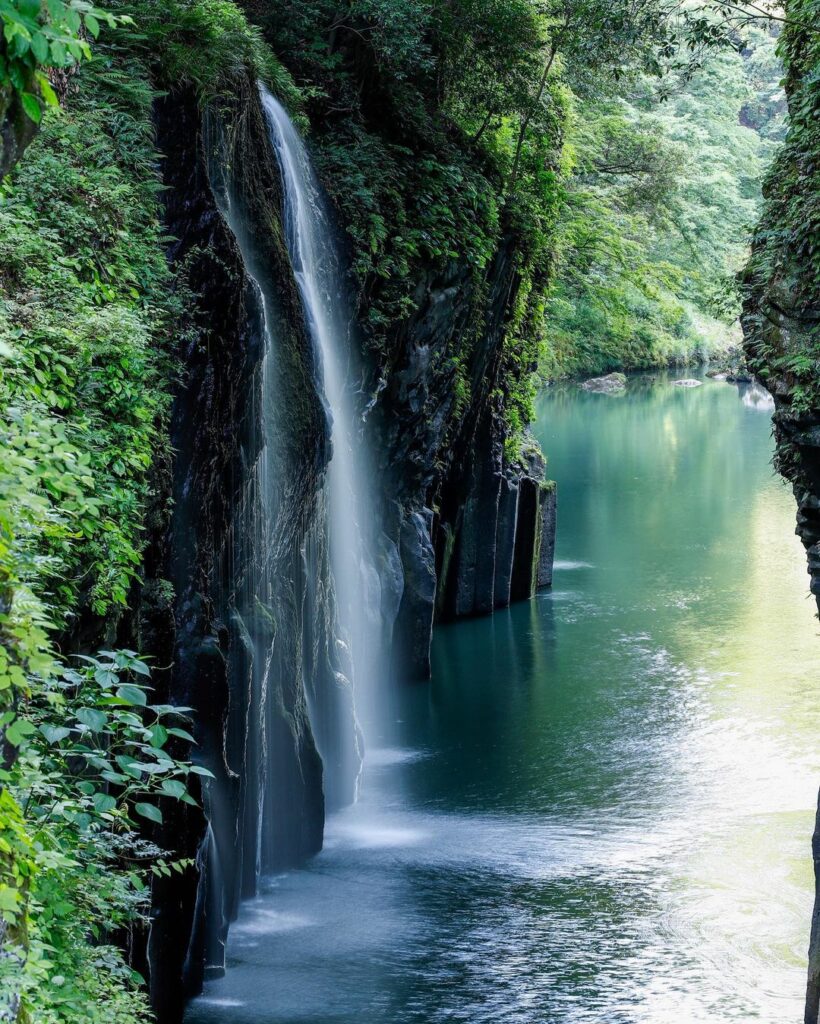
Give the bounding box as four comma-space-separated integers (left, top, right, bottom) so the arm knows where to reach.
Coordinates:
0, 0, 127, 123
1, 651, 203, 1023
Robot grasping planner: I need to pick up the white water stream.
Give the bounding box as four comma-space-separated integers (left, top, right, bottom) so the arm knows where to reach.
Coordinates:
260, 87, 385, 786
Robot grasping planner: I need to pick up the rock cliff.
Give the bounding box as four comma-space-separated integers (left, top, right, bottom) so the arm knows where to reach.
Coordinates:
740, 4, 820, 1019
142, 62, 556, 1020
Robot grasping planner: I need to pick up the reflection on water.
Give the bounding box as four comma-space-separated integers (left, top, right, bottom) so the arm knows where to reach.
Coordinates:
187, 373, 820, 1024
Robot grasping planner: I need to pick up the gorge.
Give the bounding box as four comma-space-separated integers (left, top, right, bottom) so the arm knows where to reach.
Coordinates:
0, 2, 818, 1024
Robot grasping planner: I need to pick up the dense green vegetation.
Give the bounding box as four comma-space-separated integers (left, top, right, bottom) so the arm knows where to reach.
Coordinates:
547, 27, 784, 376
249, 0, 787, 444
0, 49, 173, 1024
743, 0, 820, 427
0, 0, 794, 1020
0, 5, 274, 1019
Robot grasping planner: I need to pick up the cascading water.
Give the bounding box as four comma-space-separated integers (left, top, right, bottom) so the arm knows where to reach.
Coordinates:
180, 88, 389, 1000
260, 87, 387, 774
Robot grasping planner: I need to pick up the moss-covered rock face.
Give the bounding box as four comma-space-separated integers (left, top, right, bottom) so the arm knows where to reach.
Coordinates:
741, 0, 820, 618
741, 5, 820, 1019
236, 4, 559, 678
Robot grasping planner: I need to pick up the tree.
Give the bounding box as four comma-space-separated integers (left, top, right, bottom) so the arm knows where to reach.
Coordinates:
0, 0, 124, 175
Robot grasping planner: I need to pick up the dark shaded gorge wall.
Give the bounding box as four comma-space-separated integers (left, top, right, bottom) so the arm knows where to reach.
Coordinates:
374, 240, 557, 680
740, 3, 819, 1020
143, 78, 360, 1023
140, 71, 555, 1022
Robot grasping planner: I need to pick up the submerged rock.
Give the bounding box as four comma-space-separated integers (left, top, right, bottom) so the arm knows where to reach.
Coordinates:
581, 372, 627, 393
672, 378, 703, 388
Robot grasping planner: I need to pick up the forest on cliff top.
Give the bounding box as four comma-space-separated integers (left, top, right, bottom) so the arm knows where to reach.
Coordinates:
0, 1, 806, 1021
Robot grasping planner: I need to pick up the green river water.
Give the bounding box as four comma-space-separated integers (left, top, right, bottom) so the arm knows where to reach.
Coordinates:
188, 371, 820, 1024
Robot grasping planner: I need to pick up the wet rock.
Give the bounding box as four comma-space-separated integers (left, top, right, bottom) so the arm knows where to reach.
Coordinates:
672, 378, 703, 388
494, 470, 520, 609
581, 372, 627, 393
148, 82, 351, 1022
393, 508, 437, 680
537, 485, 557, 590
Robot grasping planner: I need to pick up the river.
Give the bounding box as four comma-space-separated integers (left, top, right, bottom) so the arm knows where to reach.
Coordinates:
186, 371, 820, 1024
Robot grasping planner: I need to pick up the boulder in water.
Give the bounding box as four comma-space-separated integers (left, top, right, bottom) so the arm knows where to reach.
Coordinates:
581, 372, 627, 393
672, 378, 702, 388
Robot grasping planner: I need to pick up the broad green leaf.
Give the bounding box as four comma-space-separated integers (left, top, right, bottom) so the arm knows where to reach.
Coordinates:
76, 707, 107, 732
31, 32, 48, 64
167, 727, 195, 743
92, 792, 116, 814
135, 802, 162, 824
5, 718, 36, 747
39, 724, 70, 745
149, 724, 168, 749
20, 93, 42, 124
116, 684, 147, 706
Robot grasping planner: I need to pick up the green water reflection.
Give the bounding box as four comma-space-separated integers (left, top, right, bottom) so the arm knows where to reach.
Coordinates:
188, 372, 820, 1024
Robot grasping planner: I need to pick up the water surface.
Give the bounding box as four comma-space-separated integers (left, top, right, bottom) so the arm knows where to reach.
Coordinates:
187, 373, 820, 1023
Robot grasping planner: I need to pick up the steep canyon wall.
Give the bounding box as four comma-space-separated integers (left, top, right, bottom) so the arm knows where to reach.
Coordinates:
144, 62, 556, 1021
740, 3, 820, 1018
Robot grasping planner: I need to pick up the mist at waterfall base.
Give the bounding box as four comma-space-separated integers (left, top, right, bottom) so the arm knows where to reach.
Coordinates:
186, 371, 820, 1024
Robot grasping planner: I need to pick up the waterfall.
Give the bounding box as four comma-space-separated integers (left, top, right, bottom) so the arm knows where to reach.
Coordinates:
185, 90, 387, 984
260, 88, 385, 788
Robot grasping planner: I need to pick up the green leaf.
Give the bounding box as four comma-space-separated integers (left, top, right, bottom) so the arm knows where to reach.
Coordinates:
95, 667, 119, 688
93, 792, 117, 814
134, 802, 162, 824
149, 724, 168, 749
189, 765, 215, 779
20, 92, 42, 124
116, 684, 147, 706
5, 718, 36, 747
84, 13, 100, 38
167, 727, 195, 743
126, 760, 168, 775
0, 887, 20, 913
160, 779, 187, 799
39, 724, 70, 744
37, 74, 58, 107
31, 32, 49, 64
76, 707, 108, 732
116, 755, 144, 780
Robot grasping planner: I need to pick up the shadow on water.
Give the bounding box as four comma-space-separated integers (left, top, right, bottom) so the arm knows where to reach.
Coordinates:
187, 371, 820, 1024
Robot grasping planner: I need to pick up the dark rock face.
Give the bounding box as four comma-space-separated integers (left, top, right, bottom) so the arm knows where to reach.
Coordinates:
740, 12, 820, 1020
371, 242, 557, 680
144, 73, 557, 1020
0, 84, 38, 179
146, 81, 358, 1023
